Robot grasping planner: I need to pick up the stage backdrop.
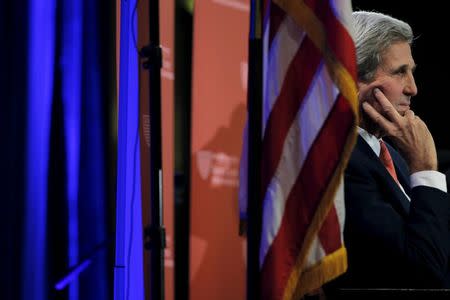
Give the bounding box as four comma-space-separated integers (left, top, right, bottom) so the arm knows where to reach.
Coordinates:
190, 0, 249, 299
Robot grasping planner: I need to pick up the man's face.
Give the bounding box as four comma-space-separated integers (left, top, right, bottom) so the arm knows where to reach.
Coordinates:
358, 42, 418, 120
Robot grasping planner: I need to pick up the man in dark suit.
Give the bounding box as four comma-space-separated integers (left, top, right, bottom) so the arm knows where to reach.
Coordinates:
325, 11, 450, 294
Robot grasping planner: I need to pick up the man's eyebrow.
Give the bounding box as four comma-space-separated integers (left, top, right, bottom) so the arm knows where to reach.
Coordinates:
392, 63, 416, 73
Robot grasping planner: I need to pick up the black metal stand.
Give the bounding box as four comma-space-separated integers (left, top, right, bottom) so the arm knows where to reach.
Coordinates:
246, 0, 262, 299
140, 1, 165, 300
173, 2, 193, 299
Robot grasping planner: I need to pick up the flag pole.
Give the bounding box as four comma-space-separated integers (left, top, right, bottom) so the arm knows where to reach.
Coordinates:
140, 0, 165, 299
247, 0, 262, 299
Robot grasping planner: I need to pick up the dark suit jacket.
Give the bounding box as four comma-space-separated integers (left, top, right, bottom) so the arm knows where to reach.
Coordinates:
326, 136, 450, 292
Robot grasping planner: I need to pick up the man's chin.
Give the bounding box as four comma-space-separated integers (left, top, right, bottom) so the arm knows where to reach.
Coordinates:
397, 105, 411, 116
397, 109, 409, 117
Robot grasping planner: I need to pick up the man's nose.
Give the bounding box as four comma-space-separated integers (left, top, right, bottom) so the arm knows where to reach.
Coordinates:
405, 73, 418, 96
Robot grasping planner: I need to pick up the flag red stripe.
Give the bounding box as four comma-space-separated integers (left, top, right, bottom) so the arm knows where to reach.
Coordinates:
261, 94, 354, 300
318, 205, 341, 254
261, 37, 322, 200
263, 0, 270, 20
304, 0, 357, 80
263, 0, 270, 31
268, 3, 285, 49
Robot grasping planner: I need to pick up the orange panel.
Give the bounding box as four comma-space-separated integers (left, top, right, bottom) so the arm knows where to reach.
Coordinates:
190, 1, 249, 299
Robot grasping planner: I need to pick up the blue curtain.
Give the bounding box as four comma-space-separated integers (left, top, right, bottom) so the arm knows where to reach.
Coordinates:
114, 0, 145, 299
0, 0, 115, 299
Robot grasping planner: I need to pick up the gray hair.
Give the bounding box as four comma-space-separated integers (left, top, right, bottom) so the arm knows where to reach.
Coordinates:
352, 11, 413, 82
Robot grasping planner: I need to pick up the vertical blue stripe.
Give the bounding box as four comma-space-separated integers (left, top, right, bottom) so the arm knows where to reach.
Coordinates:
61, 0, 83, 299
78, 0, 109, 298
115, 0, 144, 299
23, 0, 56, 299
114, 0, 131, 296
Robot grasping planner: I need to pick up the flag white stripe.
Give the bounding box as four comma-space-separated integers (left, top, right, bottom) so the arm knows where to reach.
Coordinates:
260, 62, 340, 266
334, 178, 346, 244
329, 0, 355, 41
305, 235, 326, 268
263, 16, 306, 136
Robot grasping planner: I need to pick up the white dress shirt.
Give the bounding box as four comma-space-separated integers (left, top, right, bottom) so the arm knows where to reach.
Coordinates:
358, 127, 447, 201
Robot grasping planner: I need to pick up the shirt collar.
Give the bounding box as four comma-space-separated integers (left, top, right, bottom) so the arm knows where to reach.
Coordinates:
357, 127, 381, 157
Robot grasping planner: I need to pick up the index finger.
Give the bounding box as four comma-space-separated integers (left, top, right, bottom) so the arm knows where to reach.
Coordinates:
373, 88, 402, 124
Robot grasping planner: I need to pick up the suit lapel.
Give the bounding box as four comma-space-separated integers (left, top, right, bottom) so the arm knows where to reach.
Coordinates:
356, 136, 410, 215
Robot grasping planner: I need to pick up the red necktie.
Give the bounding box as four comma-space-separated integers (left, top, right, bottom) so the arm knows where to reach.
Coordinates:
379, 140, 399, 184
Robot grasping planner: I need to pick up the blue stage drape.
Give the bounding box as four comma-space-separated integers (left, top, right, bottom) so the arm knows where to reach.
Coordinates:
0, 1, 115, 299
114, 0, 146, 299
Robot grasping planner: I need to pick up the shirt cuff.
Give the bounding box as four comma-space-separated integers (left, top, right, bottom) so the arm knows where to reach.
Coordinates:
410, 170, 447, 193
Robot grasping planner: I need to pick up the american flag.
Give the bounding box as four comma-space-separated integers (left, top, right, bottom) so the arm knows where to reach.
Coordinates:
239, 0, 359, 299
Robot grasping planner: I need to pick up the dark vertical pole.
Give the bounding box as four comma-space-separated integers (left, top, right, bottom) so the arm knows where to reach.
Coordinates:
141, 0, 165, 300
174, 1, 193, 300
247, 0, 262, 299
